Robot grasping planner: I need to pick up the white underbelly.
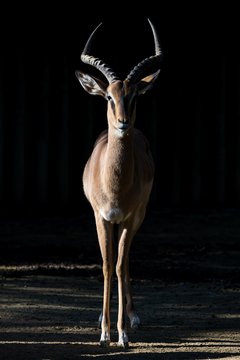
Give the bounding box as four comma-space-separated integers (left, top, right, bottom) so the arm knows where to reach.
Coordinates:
100, 207, 130, 224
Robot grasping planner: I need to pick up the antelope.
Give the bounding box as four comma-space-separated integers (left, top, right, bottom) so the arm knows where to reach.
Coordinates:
75, 19, 162, 348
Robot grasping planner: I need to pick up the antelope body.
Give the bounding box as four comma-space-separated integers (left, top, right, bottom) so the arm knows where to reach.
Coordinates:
75, 19, 162, 348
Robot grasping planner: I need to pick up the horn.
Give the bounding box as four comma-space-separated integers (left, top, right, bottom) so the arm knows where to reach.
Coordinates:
126, 18, 162, 83
81, 22, 119, 84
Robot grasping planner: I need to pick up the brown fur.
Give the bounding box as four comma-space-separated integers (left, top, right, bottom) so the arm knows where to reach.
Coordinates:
76, 75, 159, 347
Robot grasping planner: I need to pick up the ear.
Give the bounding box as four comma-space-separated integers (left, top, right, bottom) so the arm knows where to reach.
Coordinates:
75, 70, 108, 97
137, 69, 160, 95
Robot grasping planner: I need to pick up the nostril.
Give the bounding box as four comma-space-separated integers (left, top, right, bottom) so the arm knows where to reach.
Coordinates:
118, 119, 129, 124
118, 118, 129, 123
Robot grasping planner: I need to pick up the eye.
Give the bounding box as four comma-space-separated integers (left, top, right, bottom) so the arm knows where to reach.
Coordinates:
107, 94, 115, 112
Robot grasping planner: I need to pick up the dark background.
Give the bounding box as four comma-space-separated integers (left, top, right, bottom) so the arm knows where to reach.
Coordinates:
0, 4, 240, 288
0, 4, 239, 216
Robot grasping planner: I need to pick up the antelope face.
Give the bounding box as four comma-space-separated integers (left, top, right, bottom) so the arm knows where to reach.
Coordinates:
106, 80, 137, 137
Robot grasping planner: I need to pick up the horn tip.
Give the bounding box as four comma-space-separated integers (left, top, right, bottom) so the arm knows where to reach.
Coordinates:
147, 18, 152, 25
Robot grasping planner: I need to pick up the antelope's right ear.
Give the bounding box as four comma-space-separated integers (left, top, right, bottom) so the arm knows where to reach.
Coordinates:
75, 70, 108, 97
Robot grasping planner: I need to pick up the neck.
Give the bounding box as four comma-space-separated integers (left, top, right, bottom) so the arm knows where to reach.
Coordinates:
103, 127, 134, 194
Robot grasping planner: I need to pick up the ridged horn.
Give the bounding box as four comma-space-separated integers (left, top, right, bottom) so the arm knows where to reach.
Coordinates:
126, 18, 162, 83
81, 22, 119, 84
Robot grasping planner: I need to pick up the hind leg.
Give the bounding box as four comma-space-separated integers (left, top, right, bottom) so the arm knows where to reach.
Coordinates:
125, 260, 141, 329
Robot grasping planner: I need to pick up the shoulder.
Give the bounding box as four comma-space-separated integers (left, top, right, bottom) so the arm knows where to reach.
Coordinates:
93, 130, 108, 148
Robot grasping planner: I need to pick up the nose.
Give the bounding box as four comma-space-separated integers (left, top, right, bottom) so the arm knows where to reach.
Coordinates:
118, 119, 129, 130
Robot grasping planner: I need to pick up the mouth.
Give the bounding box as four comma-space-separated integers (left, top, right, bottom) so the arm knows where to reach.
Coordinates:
118, 123, 129, 131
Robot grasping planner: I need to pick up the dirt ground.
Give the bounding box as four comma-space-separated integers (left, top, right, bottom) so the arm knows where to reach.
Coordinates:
0, 208, 240, 359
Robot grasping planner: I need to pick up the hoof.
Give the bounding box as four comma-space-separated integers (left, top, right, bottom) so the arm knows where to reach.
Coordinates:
100, 331, 110, 347
130, 314, 141, 329
100, 339, 110, 348
118, 340, 129, 349
118, 332, 129, 349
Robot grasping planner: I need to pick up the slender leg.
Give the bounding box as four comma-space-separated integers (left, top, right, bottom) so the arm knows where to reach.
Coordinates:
119, 208, 146, 334
116, 227, 133, 348
95, 213, 114, 347
125, 259, 141, 329
98, 288, 113, 329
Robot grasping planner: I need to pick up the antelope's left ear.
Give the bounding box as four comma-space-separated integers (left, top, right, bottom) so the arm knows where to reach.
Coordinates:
137, 69, 160, 95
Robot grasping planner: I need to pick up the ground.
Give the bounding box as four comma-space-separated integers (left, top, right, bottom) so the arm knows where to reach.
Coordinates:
0, 208, 240, 359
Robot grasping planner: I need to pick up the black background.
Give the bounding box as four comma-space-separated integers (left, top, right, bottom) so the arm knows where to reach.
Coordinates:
0, 3, 239, 215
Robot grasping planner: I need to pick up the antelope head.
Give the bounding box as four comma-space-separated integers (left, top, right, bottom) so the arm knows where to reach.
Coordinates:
75, 19, 162, 137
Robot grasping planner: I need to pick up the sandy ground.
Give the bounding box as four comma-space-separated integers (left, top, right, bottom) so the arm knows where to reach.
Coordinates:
0, 276, 240, 359
0, 208, 240, 359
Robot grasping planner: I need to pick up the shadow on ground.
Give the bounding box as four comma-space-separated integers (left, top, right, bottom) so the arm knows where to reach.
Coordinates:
0, 208, 240, 359
0, 208, 240, 283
